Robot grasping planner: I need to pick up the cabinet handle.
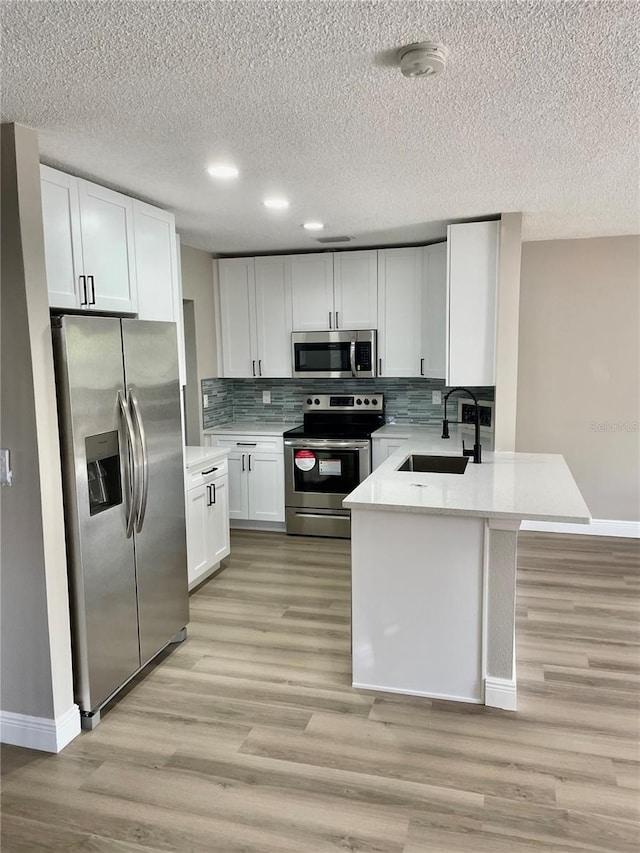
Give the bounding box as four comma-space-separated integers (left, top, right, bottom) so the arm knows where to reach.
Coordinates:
211, 482, 216, 504
206, 484, 212, 506
202, 467, 218, 476
258, 359, 262, 376
252, 360, 256, 377
378, 358, 382, 375
88, 275, 95, 305
248, 454, 252, 472
241, 454, 245, 472
328, 311, 332, 329
420, 357, 424, 376
236, 442, 257, 446
79, 275, 87, 306
335, 311, 339, 329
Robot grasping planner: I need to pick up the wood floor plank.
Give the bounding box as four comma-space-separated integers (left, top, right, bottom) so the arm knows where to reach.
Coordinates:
1, 528, 638, 853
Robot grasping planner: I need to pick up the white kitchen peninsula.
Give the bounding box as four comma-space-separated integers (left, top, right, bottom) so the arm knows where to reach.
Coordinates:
344, 428, 590, 710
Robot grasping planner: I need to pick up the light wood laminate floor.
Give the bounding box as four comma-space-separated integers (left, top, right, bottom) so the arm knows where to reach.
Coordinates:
2, 530, 639, 852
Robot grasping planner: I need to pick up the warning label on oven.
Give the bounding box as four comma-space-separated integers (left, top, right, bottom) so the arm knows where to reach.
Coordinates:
294, 449, 316, 471
319, 459, 341, 476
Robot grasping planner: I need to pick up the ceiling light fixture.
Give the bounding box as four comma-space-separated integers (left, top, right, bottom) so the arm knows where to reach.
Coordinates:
303, 221, 324, 231
207, 164, 239, 179
263, 198, 290, 210
397, 41, 449, 78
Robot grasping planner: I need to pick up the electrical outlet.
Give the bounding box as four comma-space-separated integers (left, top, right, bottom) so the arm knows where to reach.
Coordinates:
432, 390, 442, 405
262, 390, 271, 405
203, 394, 209, 407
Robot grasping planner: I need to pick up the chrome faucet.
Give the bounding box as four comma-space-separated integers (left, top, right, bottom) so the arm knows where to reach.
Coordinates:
441, 387, 482, 464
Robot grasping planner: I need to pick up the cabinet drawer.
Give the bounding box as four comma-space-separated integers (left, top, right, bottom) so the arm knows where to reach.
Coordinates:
211, 435, 284, 455
186, 457, 228, 490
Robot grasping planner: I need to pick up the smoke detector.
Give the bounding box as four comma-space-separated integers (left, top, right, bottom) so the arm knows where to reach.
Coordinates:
398, 41, 449, 78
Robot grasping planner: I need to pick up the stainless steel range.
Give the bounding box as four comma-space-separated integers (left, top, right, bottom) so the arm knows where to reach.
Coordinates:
283, 394, 384, 539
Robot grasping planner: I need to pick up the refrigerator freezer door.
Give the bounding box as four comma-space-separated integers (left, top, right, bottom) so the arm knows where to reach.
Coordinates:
122, 319, 189, 665
53, 315, 140, 713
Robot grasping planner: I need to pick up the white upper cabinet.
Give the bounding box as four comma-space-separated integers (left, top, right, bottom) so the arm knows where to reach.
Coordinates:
421, 242, 447, 379
333, 250, 378, 330
218, 258, 256, 378
41, 165, 137, 313
76, 179, 137, 313
377, 247, 423, 378
218, 256, 292, 379
40, 166, 83, 310
290, 253, 335, 331
446, 221, 499, 387
133, 201, 176, 322
291, 250, 378, 331
253, 256, 293, 378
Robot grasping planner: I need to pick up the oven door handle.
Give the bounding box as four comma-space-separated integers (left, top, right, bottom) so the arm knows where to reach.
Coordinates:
349, 340, 357, 377
285, 438, 370, 450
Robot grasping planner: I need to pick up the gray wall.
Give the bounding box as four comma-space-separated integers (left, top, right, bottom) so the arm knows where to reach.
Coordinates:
1, 123, 75, 721
517, 235, 640, 522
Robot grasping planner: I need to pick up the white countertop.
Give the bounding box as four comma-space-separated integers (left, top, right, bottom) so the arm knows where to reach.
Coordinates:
184, 445, 229, 469
344, 428, 591, 523
204, 421, 301, 437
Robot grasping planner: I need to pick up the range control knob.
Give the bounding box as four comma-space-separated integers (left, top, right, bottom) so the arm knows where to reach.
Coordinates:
306, 398, 313, 405
356, 398, 362, 406
364, 398, 370, 405
372, 398, 378, 405
314, 398, 320, 405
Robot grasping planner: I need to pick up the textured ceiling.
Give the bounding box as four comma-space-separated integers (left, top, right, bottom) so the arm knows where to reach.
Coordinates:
2, 1, 639, 253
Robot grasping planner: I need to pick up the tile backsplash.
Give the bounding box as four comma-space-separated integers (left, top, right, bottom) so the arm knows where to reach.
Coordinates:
201, 378, 494, 429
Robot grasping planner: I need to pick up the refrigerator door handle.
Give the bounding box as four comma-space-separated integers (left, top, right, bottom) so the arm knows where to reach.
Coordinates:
128, 386, 149, 533
117, 389, 139, 538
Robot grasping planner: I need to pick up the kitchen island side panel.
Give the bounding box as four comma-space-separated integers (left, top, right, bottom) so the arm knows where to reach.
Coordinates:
351, 509, 484, 702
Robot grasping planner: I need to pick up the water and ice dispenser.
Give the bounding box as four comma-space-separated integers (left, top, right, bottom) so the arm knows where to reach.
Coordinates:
85, 431, 122, 515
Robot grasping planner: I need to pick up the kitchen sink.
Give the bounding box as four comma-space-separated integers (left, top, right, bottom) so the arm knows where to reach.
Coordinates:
397, 454, 469, 474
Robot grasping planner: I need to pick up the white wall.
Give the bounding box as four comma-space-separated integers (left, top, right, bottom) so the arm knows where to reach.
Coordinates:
179, 244, 217, 442
1, 123, 78, 750
517, 235, 640, 522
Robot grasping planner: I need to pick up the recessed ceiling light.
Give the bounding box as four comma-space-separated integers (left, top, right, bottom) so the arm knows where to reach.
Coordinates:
264, 198, 290, 210
207, 164, 239, 179
303, 221, 324, 231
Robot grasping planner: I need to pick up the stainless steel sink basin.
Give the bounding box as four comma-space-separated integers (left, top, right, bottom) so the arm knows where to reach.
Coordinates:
397, 454, 469, 474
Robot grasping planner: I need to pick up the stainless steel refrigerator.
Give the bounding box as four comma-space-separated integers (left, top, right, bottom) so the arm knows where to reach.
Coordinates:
52, 314, 189, 729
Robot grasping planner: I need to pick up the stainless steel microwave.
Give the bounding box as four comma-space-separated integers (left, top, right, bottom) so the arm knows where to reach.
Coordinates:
292, 330, 377, 379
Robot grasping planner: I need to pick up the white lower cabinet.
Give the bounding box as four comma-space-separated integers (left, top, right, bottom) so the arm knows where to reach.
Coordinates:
372, 437, 409, 469
185, 456, 230, 590
207, 434, 285, 525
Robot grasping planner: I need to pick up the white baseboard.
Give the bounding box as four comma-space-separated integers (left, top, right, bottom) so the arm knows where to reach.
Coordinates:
485, 677, 517, 711
520, 518, 640, 539
0, 704, 81, 753
352, 681, 483, 705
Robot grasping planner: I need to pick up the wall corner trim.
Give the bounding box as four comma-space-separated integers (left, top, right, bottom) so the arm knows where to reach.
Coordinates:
484, 677, 517, 711
0, 703, 81, 753
520, 518, 640, 539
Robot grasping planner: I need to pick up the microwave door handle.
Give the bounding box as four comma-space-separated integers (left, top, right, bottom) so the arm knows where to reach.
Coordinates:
350, 340, 357, 377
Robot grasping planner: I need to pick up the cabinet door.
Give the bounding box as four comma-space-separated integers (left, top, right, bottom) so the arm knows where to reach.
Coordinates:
40, 165, 83, 309
77, 179, 137, 313
218, 258, 257, 378
185, 485, 209, 584
133, 201, 176, 323
254, 256, 292, 378
290, 254, 334, 331
333, 250, 378, 330
210, 476, 231, 563
421, 243, 447, 379
377, 248, 423, 378
446, 222, 499, 387
247, 452, 285, 522
226, 451, 250, 520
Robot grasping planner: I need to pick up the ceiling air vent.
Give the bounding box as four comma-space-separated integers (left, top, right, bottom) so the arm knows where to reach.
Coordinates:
315, 235, 352, 244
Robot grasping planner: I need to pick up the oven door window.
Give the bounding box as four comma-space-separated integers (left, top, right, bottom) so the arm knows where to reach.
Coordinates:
294, 342, 351, 373
293, 448, 359, 494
